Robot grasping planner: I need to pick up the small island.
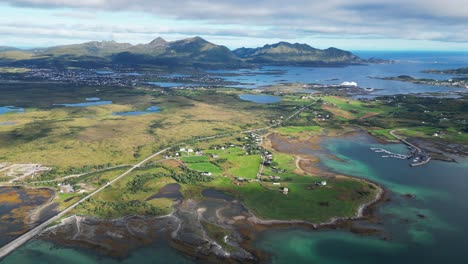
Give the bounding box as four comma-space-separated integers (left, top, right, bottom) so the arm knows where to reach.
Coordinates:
372, 75, 468, 89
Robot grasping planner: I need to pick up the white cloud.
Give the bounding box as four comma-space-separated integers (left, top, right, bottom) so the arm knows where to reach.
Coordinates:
1, 0, 468, 47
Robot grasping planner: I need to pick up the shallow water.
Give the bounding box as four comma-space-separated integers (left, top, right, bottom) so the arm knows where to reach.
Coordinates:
255, 134, 468, 264
1, 239, 196, 264
0, 187, 54, 246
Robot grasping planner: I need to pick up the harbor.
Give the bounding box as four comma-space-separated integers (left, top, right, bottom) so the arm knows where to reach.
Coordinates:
370, 129, 432, 167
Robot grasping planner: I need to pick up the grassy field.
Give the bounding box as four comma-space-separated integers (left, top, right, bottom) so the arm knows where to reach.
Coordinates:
236, 176, 378, 223
276, 125, 322, 134
206, 147, 262, 179
0, 83, 269, 168
186, 162, 222, 173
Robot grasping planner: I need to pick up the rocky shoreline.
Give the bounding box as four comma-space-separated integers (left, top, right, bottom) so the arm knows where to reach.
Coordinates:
34, 131, 388, 263
38, 184, 387, 264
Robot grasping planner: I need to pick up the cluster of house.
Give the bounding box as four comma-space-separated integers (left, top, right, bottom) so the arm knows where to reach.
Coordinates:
165, 147, 204, 158
209, 143, 237, 151
242, 133, 265, 155
263, 151, 274, 166
24, 68, 139, 87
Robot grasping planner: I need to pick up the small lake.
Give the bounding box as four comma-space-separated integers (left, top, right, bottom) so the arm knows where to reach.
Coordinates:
55, 101, 113, 107
85, 97, 101, 101
239, 94, 282, 104
0, 106, 24, 115
113, 106, 161, 116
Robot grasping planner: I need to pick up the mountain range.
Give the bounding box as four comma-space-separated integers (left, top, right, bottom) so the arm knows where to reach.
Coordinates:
0, 37, 369, 68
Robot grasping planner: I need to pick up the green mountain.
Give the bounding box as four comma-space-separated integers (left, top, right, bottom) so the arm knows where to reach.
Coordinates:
38, 41, 134, 57
0, 37, 368, 68
233, 41, 362, 65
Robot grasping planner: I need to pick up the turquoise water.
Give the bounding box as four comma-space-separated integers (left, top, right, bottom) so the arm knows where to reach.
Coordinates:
1, 239, 195, 264
0, 106, 24, 114
239, 94, 282, 104
255, 134, 468, 263
55, 101, 112, 107
113, 106, 161, 116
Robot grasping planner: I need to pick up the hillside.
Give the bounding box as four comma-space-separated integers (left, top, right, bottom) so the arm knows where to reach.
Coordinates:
0, 37, 367, 68
233, 42, 362, 65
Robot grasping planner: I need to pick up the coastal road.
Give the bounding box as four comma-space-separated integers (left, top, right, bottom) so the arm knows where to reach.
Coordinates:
389, 129, 422, 153
0, 102, 314, 259
0, 148, 169, 260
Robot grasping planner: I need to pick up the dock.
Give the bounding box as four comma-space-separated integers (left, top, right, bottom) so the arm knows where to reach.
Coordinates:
385, 129, 431, 167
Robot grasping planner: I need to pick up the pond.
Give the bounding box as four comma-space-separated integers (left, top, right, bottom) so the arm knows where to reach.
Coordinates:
113, 106, 161, 116
54, 101, 113, 107
85, 97, 101, 101
239, 94, 282, 104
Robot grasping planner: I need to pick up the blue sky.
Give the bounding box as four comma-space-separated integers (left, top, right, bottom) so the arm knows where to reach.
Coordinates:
1, 0, 467, 51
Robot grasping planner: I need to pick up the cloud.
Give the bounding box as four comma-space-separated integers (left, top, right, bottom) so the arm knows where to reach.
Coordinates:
2, 0, 468, 44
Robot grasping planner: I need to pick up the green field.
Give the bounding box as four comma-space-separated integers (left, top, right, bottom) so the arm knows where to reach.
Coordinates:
237, 176, 378, 223
186, 162, 222, 173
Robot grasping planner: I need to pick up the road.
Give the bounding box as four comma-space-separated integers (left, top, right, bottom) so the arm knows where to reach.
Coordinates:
389, 129, 422, 153
27, 164, 132, 184
0, 102, 314, 259
0, 148, 169, 259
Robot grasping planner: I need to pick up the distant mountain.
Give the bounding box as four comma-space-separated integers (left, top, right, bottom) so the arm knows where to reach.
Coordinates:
37, 41, 134, 57
233, 42, 362, 65
0, 37, 368, 68
0, 46, 18, 52
112, 36, 241, 66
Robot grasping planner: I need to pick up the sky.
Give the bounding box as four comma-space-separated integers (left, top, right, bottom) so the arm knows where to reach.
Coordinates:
0, 0, 468, 51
